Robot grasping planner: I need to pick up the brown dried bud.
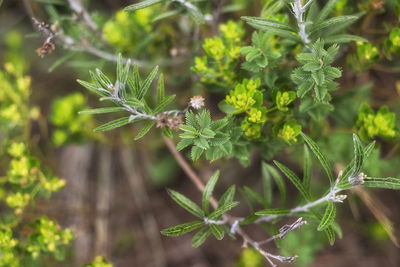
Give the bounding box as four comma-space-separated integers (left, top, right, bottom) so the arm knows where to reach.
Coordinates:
168, 116, 183, 130
36, 41, 55, 58
156, 113, 169, 128
190, 95, 205, 109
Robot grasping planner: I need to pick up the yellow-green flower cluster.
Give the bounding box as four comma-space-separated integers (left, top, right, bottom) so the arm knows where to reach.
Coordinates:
102, 9, 154, 54
226, 79, 267, 139
85, 256, 114, 267
0, 62, 32, 130
236, 248, 264, 267
356, 104, 397, 141
356, 42, 380, 64
26, 217, 73, 259
192, 21, 244, 88
385, 28, 400, 58
51, 92, 94, 147
0, 230, 19, 267
6, 143, 66, 214
276, 91, 296, 112
278, 120, 302, 145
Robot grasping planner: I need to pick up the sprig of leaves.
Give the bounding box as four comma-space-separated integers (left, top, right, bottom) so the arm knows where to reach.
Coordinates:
161, 171, 238, 247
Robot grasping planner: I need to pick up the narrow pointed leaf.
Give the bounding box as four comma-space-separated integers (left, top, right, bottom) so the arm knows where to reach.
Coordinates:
168, 189, 204, 218
137, 65, 158, 99
338, 141, 375, 189
324, 34, 367, 44
303, 145, 312, 192
363, 177, 400, 189
209, 201, 239, 220
324, 226, 335, 245
316, 0, 339, 23
202, 171, 220, 214
157, 73, 165, 104
218, 185, 236, 208
124, 0, 164, 11
274, 160, 311, 201
255, 208, 290, 216
310, 16, 359, 35
161, 221, 204, 236
135, 121, 155, 140
318, 201, 336, 231
79, 107, 125, 115
300, 132, 334, 183
264, 163, 287, 206
192, 227, 211, 248
262, 162, 272, 206
351, 134, 364, 177
153, 94, 176, 114
77, 79, 107, 97
210, 224, 224, 240
93, 117, 131, 132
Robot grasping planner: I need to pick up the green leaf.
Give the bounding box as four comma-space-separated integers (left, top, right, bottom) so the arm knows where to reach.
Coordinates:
255, 208, 290, 216
338, 141, 375, 189
363, 177, 400, 189
157, 73, 165, 104
191, 146, 204, 161
324, 34, 368, 44
261, 162, 272, 207
153, 94, 176, 114
297, 81, 314, 98
241, 16, 296, 31
196, 110, 211, 129
303, 145, 312, 192
194, 138, 209, 150
210, 224, 224, 240
242, 186, 264, 205
176, 138, 193, 151
124, 0, 164, 11
77, 79, 107, 97
126, 97, 144, 107
192, 227, 211, 248
202, 171, 220, 214
218, 186, 236, 208
318, 201, 336, 231
324, 226, 335, 245
79, 107, 125, 115
241, 17, 300, 41
161, 221, 204, 236
351, 134, 364, 177
168, 189, 204, 218
135, 121, 155, 140
300, 132, 334, 184
185, 111, 197, 128
274, 161, 311, 201
264, 163, 287, 206
180, 125, 198, 135
315, 0, 339, 23
200, 128, 216, 139
93, 117, 131, 132
137, 65, 158, 99
310, 16, 359, 35
209, 201, 239, 220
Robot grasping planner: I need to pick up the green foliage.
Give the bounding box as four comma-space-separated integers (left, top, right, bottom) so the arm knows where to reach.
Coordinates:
162, 171, 238, 247
78, 55, 176, 139
292, 39, 342, 103
356, 104, 398, 141
178, 110, 238, 161
240, 31, 284, 73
